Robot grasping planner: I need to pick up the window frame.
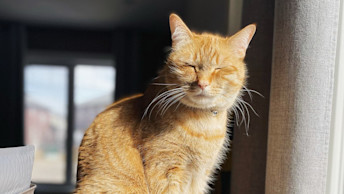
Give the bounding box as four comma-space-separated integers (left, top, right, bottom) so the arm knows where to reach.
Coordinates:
24, 50, 115, 193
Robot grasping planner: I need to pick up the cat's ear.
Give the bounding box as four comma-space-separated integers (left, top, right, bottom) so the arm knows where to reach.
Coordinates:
228, 24, 256, 58
169, 13, 192, 47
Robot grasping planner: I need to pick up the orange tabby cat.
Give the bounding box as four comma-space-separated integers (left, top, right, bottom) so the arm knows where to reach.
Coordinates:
75, 14, 255, 194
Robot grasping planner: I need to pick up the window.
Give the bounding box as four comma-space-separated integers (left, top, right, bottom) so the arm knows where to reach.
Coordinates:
73, 65, 116, 181
24, 54, 115, 193
24, 65, 68, 184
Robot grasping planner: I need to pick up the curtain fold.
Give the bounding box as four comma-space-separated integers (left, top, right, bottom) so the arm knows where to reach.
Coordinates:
265, 1, 340, 193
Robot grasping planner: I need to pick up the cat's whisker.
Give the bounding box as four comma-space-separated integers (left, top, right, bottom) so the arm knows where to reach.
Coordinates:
234, 109, 240, 126
242, 86, 253, 101
239, 99, 259, 117
235, 101, 246, 127
237, 98, 251, 133
153, 76, 160, 80
231, 105, 240, 126
160, 93, 185, 116
150, 89, 184, 119
174, 100, 182, 111
152, 74, 170, 81
247, 89, 264, 98
240, 102, 248, 129
229, 88, 260, 133
229, 107, 236, 124
158, 91, 185, 116
154, 89, 183, 110
233, 101, 243, 126
156, 93, 178, 116
149, 88, 182, 117
243, 101, 251, 131
158, 94, 177, 115
142, 88, 183, 120
151, 83, 178, 86
242, 86, 264, 99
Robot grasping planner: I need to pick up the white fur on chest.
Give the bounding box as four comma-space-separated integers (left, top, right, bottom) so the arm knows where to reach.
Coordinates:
176, 114, 229, 194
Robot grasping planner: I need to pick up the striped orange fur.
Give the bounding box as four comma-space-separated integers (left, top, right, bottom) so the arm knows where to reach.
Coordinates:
75, 13, 256, 193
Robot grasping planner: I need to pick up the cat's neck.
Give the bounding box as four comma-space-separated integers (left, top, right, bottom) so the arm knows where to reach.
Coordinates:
175, 103, 226, 119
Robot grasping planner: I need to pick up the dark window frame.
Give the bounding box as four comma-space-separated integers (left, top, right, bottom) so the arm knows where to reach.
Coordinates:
24, 51, 115, 193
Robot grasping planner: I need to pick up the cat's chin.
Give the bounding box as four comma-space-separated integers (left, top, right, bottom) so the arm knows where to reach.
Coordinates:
181, 95, 219, 109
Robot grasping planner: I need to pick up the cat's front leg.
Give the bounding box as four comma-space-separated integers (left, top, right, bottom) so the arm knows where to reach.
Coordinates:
145, 163, 189, 194
186, 170, 211, 194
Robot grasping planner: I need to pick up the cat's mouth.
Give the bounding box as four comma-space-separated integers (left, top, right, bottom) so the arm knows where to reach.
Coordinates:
193, 93, 214, 99
191, 89, 215, 98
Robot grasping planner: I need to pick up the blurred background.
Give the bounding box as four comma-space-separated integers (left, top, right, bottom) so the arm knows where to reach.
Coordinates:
0, 0, 240, 193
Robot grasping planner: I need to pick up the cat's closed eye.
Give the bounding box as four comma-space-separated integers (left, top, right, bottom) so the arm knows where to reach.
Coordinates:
185, 63, 196, 70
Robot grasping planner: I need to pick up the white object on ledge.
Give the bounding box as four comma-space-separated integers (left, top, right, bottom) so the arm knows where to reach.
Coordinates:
0, 145, 35, 194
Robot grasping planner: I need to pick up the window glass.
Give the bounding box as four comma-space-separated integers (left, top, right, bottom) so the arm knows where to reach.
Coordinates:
24, 65, 68, 183
72, 65, 116, 181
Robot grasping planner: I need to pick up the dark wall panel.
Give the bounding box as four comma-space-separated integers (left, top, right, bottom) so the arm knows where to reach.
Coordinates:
114, 30, 170, 99
27, 27, 113, 53
0, 24, 25, 147
230, 0, 275, 193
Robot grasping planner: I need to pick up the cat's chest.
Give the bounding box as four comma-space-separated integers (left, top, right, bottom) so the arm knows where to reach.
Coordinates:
143, 112, 228, 165
175, 114, 228, 162
177, 112, 227, 140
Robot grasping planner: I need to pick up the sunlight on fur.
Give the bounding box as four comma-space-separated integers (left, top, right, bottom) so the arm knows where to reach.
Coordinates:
75, 13, 256, 193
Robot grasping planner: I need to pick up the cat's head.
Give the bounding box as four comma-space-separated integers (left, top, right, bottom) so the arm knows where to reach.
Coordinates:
163, 14, 256, 110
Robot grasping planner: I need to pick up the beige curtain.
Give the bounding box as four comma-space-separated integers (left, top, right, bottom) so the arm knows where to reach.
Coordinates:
265, 0, 340, 193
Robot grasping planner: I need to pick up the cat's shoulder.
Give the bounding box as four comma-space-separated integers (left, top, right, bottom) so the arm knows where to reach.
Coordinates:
83, 93, 144, 136
93, 93, 144, 123
104, 93, 144, 111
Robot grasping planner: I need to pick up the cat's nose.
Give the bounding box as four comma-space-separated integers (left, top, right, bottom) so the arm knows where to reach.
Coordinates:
198, 81, 209, 90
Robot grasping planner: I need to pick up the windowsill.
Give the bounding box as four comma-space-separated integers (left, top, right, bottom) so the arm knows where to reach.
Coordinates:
34, 183, 75, 194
